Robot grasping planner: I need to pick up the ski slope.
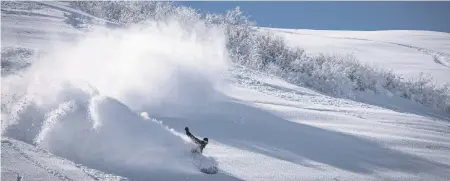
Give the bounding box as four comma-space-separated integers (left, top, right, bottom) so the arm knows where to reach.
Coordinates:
2, 2, 450, 181
262, 28, 450, 86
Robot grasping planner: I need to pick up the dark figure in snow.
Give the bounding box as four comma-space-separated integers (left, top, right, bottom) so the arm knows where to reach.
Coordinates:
185, 127, 208, 153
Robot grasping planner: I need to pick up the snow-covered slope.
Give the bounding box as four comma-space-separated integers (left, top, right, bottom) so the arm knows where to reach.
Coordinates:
1, 138, 126, 181
2, 2, 450, 181
263, 28, 450, 86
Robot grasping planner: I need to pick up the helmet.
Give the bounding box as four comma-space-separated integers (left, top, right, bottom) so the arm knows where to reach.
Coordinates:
203, 138, 208, 142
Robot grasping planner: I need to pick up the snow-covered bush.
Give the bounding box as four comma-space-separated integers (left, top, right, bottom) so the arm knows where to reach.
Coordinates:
72, 1, 174, 24
204, 7, 258, 67
71, 1, 450, 114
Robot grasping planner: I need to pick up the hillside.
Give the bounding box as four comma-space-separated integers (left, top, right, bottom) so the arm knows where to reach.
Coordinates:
2, 1, 450, 181
264, 28, 450, 86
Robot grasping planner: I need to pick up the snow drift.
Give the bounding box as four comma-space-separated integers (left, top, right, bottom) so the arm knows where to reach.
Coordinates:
1, 11, 228, 178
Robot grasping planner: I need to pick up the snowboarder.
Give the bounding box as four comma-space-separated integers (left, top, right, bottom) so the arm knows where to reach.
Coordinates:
185, 127, 208, 154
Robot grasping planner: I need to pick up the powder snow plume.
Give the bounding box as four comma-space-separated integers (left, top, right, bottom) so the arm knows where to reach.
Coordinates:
1, 18, 229, 179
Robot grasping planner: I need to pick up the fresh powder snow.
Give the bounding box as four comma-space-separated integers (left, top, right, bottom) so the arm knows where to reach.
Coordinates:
2, 1, 450, 181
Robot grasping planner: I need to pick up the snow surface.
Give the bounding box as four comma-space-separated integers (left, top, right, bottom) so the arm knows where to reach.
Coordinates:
2, 2, 450, 181
1, 137, 126, 181
262, 28, 450, 87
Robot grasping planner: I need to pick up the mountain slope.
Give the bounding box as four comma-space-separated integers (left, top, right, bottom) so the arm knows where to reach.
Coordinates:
263, 28, 450, 86
2, 2, 450, 181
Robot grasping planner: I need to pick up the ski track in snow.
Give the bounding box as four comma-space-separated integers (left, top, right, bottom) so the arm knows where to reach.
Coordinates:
2, 1, 450, 181
1, 8, 63, 19
270, 29, 450, 68
1, 138, 125, 181
3, 140, 76, 181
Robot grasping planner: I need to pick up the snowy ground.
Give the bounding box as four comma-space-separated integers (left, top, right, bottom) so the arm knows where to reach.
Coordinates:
262, 28, 450, 87
2, 2, 450, 181
1, 138, 126, 181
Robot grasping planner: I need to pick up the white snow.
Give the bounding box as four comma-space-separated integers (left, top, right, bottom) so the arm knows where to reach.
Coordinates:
261, 28, 450, 87
2, 2, 450, 181
1, 138, 125, 181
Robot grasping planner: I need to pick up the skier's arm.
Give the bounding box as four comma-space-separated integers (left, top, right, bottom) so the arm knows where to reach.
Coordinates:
185, 127, 202, 144
187, 132, 202, 144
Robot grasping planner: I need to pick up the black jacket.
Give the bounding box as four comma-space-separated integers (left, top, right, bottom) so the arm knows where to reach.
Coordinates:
186, 129, 208, 153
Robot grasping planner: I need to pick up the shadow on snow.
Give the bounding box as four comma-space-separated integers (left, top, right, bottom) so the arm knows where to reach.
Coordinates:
152, 95, 450, 176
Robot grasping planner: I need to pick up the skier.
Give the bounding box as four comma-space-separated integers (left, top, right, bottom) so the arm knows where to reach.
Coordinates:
185, 127, 208, 154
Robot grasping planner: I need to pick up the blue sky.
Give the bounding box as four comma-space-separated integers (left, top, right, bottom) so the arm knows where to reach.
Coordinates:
177, 1, 450, 33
